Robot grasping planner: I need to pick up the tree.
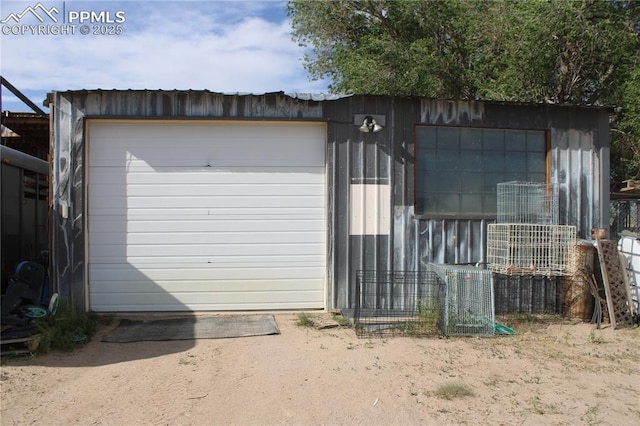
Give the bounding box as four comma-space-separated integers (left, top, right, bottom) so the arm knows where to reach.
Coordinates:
288, 0, 640, 179
612, 68, 640, 181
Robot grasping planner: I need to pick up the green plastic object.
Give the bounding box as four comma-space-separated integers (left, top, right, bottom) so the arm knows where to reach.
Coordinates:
22, 305, 48, 318
72, 334, 87, 343
494, 322, 516, 335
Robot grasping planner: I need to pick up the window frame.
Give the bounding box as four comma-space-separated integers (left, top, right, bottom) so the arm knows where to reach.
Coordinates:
413, 124, 551, 219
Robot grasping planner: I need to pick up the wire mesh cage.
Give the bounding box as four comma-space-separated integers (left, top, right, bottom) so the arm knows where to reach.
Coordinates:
497, 181, 558, 225
354, 271, 446, 338
426, 264, 495, 336
487, 223, 577, 276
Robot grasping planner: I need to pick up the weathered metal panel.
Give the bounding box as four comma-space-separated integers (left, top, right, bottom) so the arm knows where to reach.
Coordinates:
493, 275, 562, 313
50, 93, 86, 310
332, 97, 608, 309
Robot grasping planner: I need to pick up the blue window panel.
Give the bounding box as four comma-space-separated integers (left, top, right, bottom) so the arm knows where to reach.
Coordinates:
505, 156, 528, 172
460, 193, 485, 214
483, 152, 505, 173
505, 131, 527, 150
483, 129, 505, 151
439, 172, 461, 192
437, 127, 460, 149
418, 127, 437, 149
437, 150, 461, 171
527, 155, 547, 172
459, 151, 483, 172
527, 131, 547, 151
437, 194, 460, 213
416, 126, 547, 216
460, 128, 483, 150
461, 172, 483, 192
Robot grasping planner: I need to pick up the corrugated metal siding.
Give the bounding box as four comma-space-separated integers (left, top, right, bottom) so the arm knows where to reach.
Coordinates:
50, 91, 610, 312
552, 128, 605, 236
326, 98, 609, 309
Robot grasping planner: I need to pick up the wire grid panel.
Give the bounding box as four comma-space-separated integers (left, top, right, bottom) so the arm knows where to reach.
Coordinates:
487, 223, 577, 276
426, 264, 495, 336
354, 271, 446, 338
497, 181, 558, 225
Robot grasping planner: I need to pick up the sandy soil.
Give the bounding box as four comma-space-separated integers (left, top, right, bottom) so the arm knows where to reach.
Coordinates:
1, 313, 639, 426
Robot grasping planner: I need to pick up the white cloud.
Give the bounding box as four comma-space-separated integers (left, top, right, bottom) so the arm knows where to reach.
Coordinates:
0, 1, 328, 111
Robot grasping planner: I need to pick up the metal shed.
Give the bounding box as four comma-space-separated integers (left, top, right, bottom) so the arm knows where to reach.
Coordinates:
48, 91, 610, 312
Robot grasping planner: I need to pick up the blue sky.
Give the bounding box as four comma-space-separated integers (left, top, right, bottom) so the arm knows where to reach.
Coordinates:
0, 0, 329, 113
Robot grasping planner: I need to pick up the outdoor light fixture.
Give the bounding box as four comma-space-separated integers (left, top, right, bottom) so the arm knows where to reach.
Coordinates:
358, 115, 383, 133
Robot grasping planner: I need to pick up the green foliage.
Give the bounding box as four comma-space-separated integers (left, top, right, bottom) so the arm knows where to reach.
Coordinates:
34, 302, 110, 352
612, 67, 640, 180
289, 0, 638, 101
332, 313, 352, 327
288, 0, 640, 180
399, 299, 439, 335
295, 312, 316, 327
589, 329, 606, 344
433, 382, 475, 400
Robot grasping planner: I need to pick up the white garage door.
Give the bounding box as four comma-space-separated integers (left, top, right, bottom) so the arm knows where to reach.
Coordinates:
87, 120, 326, 312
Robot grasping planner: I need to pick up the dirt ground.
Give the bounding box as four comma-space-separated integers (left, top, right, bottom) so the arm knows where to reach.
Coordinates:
1, 313, 639, 426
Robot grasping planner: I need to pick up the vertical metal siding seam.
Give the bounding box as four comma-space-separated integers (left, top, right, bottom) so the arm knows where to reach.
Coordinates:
441, 221, 446, 264
596, 145, 601, 231
345, 136, 351, 306
454, 220, 460, 264
373, 135, 379, 271
567, 133, 575, 228
387, 104, 394, 273
427, 219, 434, 264
418, 219, 422, 270
480, 219, 486, 265
467, 220, 473, 264
328, 116, 336, 309
576, 132, 583, 233
357, 137, 365, 272
389, 103, 396, 273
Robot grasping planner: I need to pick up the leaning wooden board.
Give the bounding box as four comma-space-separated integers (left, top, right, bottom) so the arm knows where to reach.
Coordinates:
596, 240, 635, 329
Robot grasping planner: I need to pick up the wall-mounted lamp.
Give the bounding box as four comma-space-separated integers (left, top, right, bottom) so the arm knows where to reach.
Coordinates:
354, 114, 385, 133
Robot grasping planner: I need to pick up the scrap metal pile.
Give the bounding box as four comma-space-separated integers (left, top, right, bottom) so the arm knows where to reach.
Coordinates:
1, 258, 58, 354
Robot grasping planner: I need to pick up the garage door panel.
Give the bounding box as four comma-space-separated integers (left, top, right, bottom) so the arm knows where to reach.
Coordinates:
90, 279, 324, 294
94, 157, 324, 169
91, 128, 325, 165
91, 231, 325, 245
88, 120, 326, 312
90, 266, 326, 282
89, 255, 324, 266
125, 168, 325, 184
90, 168, 325, 185
90, 195, 324, 210
91, 290, 325, 306
90, 219, 324, 233
125, 183, 323, 197
90, 207, 323, 220
90, 182, 324, 198
91, 296, 326, 312
91, 145, 324, 169
90, 243, 324, 258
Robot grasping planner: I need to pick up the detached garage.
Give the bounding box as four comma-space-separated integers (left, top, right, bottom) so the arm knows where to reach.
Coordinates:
49, 90, 610, 313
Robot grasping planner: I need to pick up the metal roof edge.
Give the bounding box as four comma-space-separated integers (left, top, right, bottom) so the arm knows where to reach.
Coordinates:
44, 90, 612, 110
